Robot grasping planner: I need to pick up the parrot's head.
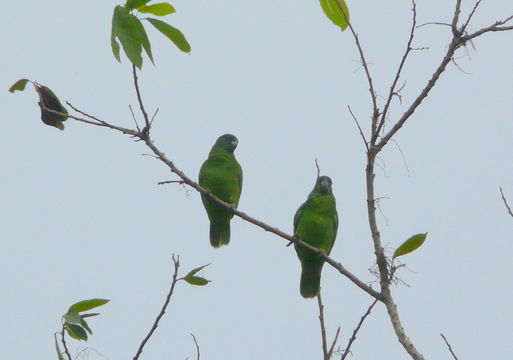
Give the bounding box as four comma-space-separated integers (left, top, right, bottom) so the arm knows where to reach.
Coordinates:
316, 176, 333, 194
215, 134, 239, 152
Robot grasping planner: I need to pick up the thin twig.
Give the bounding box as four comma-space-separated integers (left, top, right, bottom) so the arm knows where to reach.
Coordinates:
440, 333, 459, 360
133, 255, 181, 360
375, 0, 417, 140
328, 327, 341, 359
132, 65, 151, 131
150, 108, 160, 126
462, 0, 483, 34
348, 105, 369, 152
129, 104, 141, 132
416, 22, 451, 29
340, 299, 378, 360
191, 334, 200, 360
462, 15, 513, 43
334, 0, 379, 132
158, 180, 186, 185
60, 325, 72, 360
317, 291, 329, 360
499, 186, 513, 218
315, 158, 321, 178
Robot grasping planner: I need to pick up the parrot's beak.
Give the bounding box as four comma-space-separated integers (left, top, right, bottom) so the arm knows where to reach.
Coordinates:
228, 138, 238, 151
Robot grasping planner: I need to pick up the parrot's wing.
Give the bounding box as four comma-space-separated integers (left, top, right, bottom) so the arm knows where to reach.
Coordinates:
293, 200, 308, 234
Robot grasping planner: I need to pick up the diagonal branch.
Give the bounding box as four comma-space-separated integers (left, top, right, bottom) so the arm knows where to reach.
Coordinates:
375, 36, 459, 153
340, 299, 378, 360
462, 15, 513, 43
141, 135, 383, 301
133, 255, 181, 360
440, 333, 459, 360
334, 0, 379, 133
375, 0, 417, 141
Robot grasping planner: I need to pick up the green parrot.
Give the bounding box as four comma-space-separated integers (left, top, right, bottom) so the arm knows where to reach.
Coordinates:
294, 176, 338, 298
199, 134, 243, 248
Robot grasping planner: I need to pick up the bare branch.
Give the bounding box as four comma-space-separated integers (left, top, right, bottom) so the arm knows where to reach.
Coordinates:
462, 15, 513, 43
328, 327, 341, 359
191, 334, 200, 360
60, 326, 72, 360
340, 299, 378, 360
499, 186, 513, 218
348, 105, 369, 152
133, 255, 181, 360
376, 0, 417, 140
63, 103, 139, 136
61, 102, 382, 301
375, 33, 459, 153
132, 65, 151, 131
452, 0, 462, 36
317, 291, 329, 360
334, 0, 379, 132
138, 131, 383, 300
461, 0, 483, 33
440, 333, 459, 360
158, 180, 186, 185
315, 158, 321, 178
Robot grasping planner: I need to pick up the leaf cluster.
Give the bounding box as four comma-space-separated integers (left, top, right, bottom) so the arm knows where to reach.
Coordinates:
62, 299, 110, 342
111, 1, 190, 69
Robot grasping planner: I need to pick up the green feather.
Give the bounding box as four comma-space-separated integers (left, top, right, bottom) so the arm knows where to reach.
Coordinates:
199, 134, 243, 248
294, 176, 338, 298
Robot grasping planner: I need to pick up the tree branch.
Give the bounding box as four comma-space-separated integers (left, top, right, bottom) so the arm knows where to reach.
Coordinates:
440, 333, 459, 360
133, 255, 181, 360
132, 65, 151, 131
334, 0, 379, 133
375, 0, 417, 141
340, 299, 378, 360
317, 291, 329, 360
191, 333, 200, 360
60, 325, 72, 360
499, 186, 513, 218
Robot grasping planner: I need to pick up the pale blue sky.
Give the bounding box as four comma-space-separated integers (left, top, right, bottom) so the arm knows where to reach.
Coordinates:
2, 1, 513, 359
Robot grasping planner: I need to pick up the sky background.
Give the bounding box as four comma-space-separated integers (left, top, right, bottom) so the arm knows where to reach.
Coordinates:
2, 0, 512, 359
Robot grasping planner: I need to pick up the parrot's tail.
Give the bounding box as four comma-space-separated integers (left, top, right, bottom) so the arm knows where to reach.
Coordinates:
210, 220, 230, 248
300, 265, 322, 298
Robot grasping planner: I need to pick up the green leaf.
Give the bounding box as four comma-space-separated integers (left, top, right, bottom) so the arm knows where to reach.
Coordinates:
125, 0, 151, 11
34, 85, 68, 130
393, 233, 428, 259
69, 298, 110, 313
182, 264, 210, 286
9, 79, 29, 93
146, 18, 191, 53
111, 14, 121, 62
184, 264, 210, 278
63, 309, 82, 325
65, 323, 88, 341
80, 318, 93, 335
112, 6, 146, 68
184, 276, 210, 286
138, 3, 176, 16
55, 335, 65, 360
319, 0, 350, 31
